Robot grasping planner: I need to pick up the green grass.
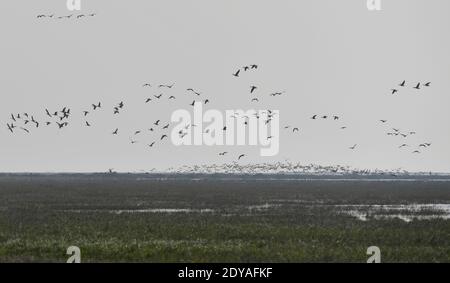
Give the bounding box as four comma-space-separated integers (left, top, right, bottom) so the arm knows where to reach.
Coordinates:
0, 174, 449, 262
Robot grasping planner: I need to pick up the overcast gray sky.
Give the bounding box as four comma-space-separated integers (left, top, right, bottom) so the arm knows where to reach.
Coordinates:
0, 0, 449, 173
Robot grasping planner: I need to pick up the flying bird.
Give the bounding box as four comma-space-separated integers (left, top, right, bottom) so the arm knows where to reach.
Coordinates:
233, 69, 240, 77
238, 154, 246, 160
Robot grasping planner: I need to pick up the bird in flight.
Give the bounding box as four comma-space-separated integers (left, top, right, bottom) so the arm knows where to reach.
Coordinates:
148, 142, 155, 148
187, 88, 201, 96
399, 144, 408, 148
168, 96, 176, 100
251, 98, 259, 102
293, 128, 299, 132
92, 102, 101, 110
154, 120, 160, 126
311, 115, 317, 120
233, 69, 240, 77
391, 89, 398, 95
413, 83, 421, 90
161, 135, 168, 140
112, 128, 118, 135
424, 82, 431, 87
20, 127, 30, 134
349, 144, 357, 150
412, 150, 421, 154
190, 100, 195, 106
85, 121, 91, 127
163, 124, 170, 129
238, 154, 246, 160
143, 83, 152, 87
399, 80, 406, 87
145, 98, 152, 103
7, 123, 14, 133
251, 64, 258, 69
154, 94, 163, 99
250, 86, 258, 94
380, 120, 387, 123
159, 83, 175, 89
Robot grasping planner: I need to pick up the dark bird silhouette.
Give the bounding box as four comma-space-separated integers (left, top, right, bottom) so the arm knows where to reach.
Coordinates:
143, 83, 152, 87
92, 102, 101, 110
85, 121, 91, 127
159, 83, 175, 89
56, 122, 66, 129
20, 127, 30, 134
187, 88, 201, 96
83, 111, 89, 116
190, 100, 195, 106
380, 120, 387, 123
163, 124, 170, 129
238, 154, 246, 160
45, 109, 52, 117
161, 135, 168, 140
413, 83, 421, 90
77, 15, 85, 19
243, 66, 250, 71
154, 120, 160, 126
233, 69, 240, 77
168, 96, 176, 99
7, 123, 14, 133
250, 86, 258, 94
349, 144, 357, 150
293, 128, 299, 132
149, 142, 155, 147
145, 98, 152, 103
134, 130, 141, 135
412, 150, 421, 154
424, 82, 431, 87
333, 116, 339, 120
118, 101, 124, 108
399, 144, 408, 148
219, 152, 228, 156
391, 89, 398, 95
204, 99, 209, 104
399, 80, 406, 87
251, 98, 259, 102
154, 94, 163, 99
112, 128, 118, 135
311, 115, 317, 120
251, 64, 258, 69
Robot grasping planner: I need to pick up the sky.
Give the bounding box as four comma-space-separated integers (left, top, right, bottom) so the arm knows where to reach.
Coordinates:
0, 0, 449, 173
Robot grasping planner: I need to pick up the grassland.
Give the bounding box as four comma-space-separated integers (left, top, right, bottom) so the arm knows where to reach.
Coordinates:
0, 174, 449, 262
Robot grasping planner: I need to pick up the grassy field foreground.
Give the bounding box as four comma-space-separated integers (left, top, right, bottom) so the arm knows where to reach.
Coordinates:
0, 174, 449, 262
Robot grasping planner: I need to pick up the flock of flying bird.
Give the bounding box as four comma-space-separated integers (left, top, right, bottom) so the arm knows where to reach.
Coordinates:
36, 13, 96, 20
4, 67, 433, 163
